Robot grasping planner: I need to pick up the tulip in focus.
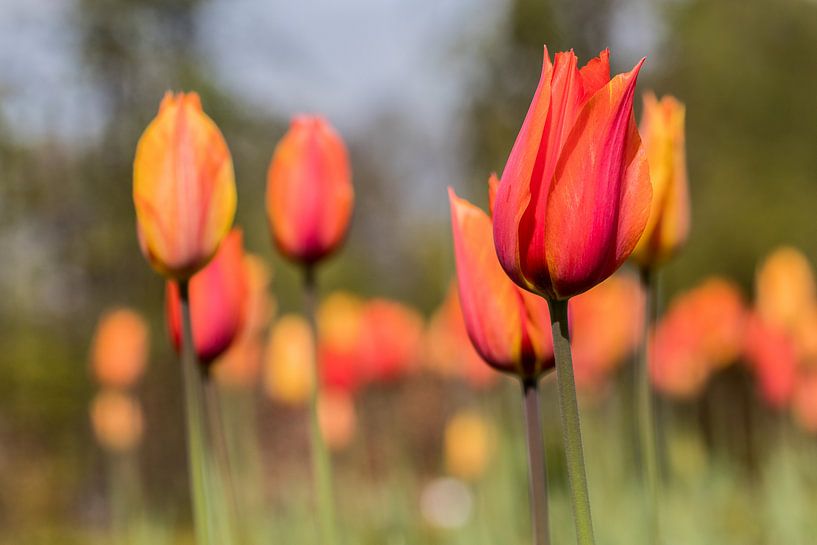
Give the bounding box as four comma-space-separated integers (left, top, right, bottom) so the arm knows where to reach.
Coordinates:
263, 314, 315, 406
631, 93, 689, 268
570, 272, 645, 392
266, 116, 354, 265
166, 229, 248, 367
449, 187, 554, 381
492, 48, 652, 300
90, 390, 145, 453
133, 92, 237, 279
444, 410, 495, 481
91, 308, 150, 389
214, 255, 275, 388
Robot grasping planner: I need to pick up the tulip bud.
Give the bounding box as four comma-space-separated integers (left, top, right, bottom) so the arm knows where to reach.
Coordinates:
631, 93, 690, 268
449, 186, 554, 381
166, 229, 247, 367
756, 246, 816, 332
90, 308, 149, 389
134, 92, 237, 279
263, 314, 315, 406
266, 116, 354, 265
492, 48, 652, 300
90, 390, 145, 453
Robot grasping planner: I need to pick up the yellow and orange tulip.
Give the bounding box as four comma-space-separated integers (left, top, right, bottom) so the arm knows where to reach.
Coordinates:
492, 48, 652, 300
134, 92, 237, 279
263, 314, 315, 406
166, 229, 247, 366
449, 186, 553, 381
631, 93, 689, 267
266, 116, 354, 265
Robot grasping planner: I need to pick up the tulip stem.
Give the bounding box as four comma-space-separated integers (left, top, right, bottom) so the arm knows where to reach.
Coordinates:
303, 266, 339, 545
637, 267, 661, 544
179, 280, 232, 545
521, 379, 551, 545
548, 298, 596, 545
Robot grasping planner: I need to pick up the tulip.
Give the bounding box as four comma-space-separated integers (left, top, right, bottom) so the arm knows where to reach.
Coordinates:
359, 299, 424, 383
743, 314, 798, 409
631, 93, 690, 268
492, 48, 651, 301
756, 246, 816, 334
133, 92, 237, 279
90, 308, 150, 389
449, 185, 553, 545
318, 292, 368, 394
90, 390, 145, 453
266, 116, 354, 265
263, 314, 315, 406
449, 188, 554, 380
166, 229, 247, 367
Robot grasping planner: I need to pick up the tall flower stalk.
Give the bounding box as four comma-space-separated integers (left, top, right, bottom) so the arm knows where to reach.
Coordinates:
522, 380, 550, 545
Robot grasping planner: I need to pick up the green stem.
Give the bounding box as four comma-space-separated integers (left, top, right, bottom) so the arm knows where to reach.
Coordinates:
637, 267, 660, 545
303, 267, 339, 545
522, 379, 551, 545
179, 281, 233, 545
548, 298, 596, 545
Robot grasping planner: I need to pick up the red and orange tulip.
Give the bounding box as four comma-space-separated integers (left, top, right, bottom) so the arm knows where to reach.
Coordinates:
266, 116, 354, 265
492, 48, 652, 300
359, 299, 424, 383
166, 229, 247, 366
90, 308, 150, 389
744, 313, 798, 409
449, 187, 553, 381
631, 93, 689, 268
650, 278, 747, 399
133, 92, 237, 279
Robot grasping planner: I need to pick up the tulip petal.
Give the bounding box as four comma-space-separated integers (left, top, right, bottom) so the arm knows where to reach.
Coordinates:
578, 49, 610, 100
493, 49, 554, 291
545, 59, 652, 298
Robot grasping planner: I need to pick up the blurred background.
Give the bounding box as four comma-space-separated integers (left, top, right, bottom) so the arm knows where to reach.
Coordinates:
3, 0, 817, 543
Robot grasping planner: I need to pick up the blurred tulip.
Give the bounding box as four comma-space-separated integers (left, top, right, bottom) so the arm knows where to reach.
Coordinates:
492, 48, 651, 300
743, 314, 798, 409
444, 410, 495, 481
133, 92, 237, 279
214, 255, 276, 388
166, 229, 247, 366
650, 278, 747, 398
318, 292, 368, 393
318, 389, 357, 451
263, 314, 315, 406
266, 116, 354, 265
792, 372, 817, 433
425, 283, 496, 388
90, 390, 145, 453
449, 187, 554, 381
631, 93, 689, 267
570, 272, 645, 392
755, 247, 817, 365
90, 308, 149, 389
359, 299, 424, 382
